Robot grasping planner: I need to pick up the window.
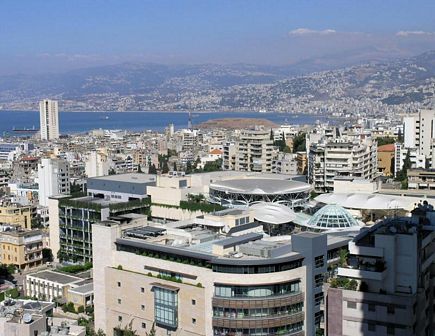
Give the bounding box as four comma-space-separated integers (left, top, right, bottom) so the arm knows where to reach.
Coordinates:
141, 287, 145, 293
314, 292, 324, 306
118, 299, 122, 304
142, 322, 146, 329
387, 305, 394, 314
117, 282, 121, 287
141, 304, 145, 310
368, 323, 376, 332
314, 255, 324, 268
154, 287, 178, 329
192, 299, 196, 305
387, 326, 395, 335
314, 274, 324, 287
347, 301, 356, 309
368, 303, 375, 312
192, 318, 196, 324
118, 316, 122, 322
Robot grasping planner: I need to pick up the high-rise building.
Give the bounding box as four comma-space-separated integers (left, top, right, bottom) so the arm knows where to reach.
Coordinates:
49, 173, 154, 263
230, 129, 277, 173
326, 202, 435, 336
39, 99, 60, 141
402, 109, 435, 166
37, 158, 70, 207
92, 213, 350, 336
308, 136, 378, 193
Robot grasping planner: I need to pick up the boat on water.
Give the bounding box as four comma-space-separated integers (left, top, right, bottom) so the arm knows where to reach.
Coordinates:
12, 126, 39, 133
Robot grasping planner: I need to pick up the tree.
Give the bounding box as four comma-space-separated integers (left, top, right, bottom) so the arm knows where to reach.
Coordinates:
173, 162, 177, 171
109, 168, 116, 175
137, 165, 142, 173
186, 161, 193, 174
395, 149, 411, 189
338, 248, 348, 267
292, 132, 306, 152
377, 137, 395, 147
397, 128, 403, 143
42, 248, 53, 262
161, 161, 169, 174
148, 164, 157, 174
269, 128, 274, 140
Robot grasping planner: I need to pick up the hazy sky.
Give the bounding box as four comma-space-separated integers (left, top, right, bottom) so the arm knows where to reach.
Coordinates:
1, 0, 435, 75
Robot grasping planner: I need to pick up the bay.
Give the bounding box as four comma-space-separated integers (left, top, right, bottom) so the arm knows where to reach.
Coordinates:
0, 111, 328, 135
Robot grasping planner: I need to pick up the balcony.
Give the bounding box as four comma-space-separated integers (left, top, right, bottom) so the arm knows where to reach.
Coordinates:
212, 311, 304, 329
212, 292, 304, 309
337, 267, 387, 281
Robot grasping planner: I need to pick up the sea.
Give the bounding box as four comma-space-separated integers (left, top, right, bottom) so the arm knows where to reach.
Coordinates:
0, 110, 329, 136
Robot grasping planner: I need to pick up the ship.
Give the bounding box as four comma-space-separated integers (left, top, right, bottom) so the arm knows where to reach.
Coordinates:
12, 126, 39, 133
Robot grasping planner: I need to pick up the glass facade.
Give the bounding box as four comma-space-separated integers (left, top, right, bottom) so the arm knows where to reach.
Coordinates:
213, 302, 303, 319
154, 287, 178, 330
215, 281, 300, 298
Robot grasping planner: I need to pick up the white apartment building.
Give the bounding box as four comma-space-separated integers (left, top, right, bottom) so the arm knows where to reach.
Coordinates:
308, 137, 378, 193
327, 203, 435, 336
403, 109, 435, 166
39, 99, 59, 141
394, 143, 425, 177
85, 149, 109, 177
272, 152, 298, 175
37, 158, 70, 206
232, 129, 277, 173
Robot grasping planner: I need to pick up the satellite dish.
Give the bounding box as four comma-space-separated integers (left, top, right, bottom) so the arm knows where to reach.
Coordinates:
23, 313, 32, 324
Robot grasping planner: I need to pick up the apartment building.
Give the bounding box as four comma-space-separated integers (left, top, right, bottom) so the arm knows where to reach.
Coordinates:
403, 109, 435, 160
222, 142, 236, 170
232, 129, 277, 173
296, 152, 307, 175
0, 228, 43, 270
394, 143, 425, 177
93, 216, 349, 336
308, 137, 378, 193
37, 158, 70, 207
0, 202, 35, 229
85, 149, 109, 178
326, 202, 435, 336
377, 144, 395, 176
407, 169, 435, 190
49, 193, 149, 263
272, 153, 298, 175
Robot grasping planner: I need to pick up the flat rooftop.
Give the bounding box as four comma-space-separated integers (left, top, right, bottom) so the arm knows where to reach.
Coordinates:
27, 270, 82, 285
88, 173, 156, 184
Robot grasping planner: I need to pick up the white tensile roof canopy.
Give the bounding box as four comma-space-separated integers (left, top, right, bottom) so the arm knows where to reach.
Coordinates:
250, 202, 297, 224
315, 193, 428, 211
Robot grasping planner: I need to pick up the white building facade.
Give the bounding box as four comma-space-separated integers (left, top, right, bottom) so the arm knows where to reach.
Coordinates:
37, 158, 70, 206
39, 99, 60, 141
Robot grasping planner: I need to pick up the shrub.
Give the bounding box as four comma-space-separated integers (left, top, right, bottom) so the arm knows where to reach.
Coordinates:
117, 265, 123, 270
77, 305, 85, 314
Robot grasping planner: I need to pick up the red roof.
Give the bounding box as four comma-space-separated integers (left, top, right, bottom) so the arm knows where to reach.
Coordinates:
377, 144, 395, 152
210, 149, 223, 155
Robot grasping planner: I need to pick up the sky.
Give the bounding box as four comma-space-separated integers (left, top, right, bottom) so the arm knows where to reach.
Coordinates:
1, 0, 435, 75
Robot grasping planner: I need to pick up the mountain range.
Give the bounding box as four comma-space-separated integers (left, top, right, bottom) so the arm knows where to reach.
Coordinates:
0, 50, 434, 111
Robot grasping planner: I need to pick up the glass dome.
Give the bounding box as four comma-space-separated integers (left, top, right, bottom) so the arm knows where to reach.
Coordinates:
308, 204, 360, 229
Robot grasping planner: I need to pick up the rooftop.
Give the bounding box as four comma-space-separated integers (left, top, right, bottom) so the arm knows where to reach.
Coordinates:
210, 178, 311, 195
88, 173, 156, 184
27, 270, 82, 285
